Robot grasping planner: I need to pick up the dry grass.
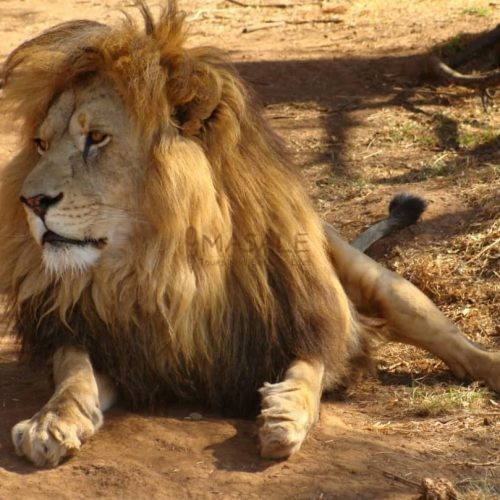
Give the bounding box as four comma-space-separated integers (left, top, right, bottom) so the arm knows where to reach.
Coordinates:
404, 382, 492, 417
458, 476, 500, 500
381, 175, 499, 343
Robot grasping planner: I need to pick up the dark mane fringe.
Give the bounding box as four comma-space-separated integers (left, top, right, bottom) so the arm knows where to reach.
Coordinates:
1, 1, 370, 416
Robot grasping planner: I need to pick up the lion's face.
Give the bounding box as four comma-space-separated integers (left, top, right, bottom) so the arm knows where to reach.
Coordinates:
20, 77, 142, 274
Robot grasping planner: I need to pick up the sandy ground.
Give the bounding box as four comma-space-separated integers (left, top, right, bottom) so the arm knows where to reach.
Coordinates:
0, 1, 499, 498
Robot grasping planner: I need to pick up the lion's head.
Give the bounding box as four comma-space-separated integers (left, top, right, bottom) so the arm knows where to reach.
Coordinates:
1, 5, 233, 279
18, 78, 141, 274
0, 2, 354, 414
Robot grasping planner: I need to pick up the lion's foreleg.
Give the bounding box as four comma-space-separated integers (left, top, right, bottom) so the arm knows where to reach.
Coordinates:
258, 359, 324, 459
323, 222, 500, 392
12, 347, 116, 467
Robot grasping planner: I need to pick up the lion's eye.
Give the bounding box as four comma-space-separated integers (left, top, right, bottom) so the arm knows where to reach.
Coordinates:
88, 130, 109, 146
34, 138, 48, 155
82, 130, 110, 163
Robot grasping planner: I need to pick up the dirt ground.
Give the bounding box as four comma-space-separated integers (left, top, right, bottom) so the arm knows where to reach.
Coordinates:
0, 0, 499, 498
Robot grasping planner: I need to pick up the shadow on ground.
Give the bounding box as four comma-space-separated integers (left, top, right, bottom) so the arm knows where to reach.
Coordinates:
234, 47, 498, 177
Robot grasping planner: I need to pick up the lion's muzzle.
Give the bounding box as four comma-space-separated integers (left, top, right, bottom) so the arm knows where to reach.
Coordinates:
20, 192, 64, 221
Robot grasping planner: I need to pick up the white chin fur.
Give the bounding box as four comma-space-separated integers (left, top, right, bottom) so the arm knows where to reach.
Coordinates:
23, 209, 102, 275
42, 244, 101, 275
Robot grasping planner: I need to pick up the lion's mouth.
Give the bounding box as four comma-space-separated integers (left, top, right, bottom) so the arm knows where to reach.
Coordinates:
42, 230, 107, 249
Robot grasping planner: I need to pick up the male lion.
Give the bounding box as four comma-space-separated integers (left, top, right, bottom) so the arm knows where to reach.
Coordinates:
0, 2, 498, 467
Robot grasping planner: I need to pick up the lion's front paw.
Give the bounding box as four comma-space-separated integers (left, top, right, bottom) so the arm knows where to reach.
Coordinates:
12, 398, 102, 467
258, 380, 319, 459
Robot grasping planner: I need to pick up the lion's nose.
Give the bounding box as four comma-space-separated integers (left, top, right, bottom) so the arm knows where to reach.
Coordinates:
20, 192, 64, 219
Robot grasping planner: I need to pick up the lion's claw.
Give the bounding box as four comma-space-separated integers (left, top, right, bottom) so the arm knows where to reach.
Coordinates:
12, 404, 101, 467
258, 380, 318, 459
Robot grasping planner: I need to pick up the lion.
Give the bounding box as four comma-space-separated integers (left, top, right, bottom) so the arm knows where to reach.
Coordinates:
0, 2, 498, 468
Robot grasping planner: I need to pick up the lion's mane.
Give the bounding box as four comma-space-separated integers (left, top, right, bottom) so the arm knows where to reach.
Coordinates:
0, 2, 364, 415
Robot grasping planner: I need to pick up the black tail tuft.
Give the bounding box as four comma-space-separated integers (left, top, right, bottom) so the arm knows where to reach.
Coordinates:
388, 193, 427, 226
350, 192, 427, 252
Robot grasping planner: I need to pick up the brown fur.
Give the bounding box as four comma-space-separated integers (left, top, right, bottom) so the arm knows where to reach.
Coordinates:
0, 2, 368, 416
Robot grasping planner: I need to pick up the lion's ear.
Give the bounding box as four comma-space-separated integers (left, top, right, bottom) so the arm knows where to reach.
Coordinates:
167, 59, 223, 137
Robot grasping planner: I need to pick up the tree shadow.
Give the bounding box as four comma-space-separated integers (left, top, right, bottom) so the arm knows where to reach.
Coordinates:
434, 113, 460, 150
235, 54, 432, 176
233, 28, 498, 179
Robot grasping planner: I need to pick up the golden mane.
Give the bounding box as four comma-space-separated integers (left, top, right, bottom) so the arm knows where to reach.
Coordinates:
0, 2, 362, 414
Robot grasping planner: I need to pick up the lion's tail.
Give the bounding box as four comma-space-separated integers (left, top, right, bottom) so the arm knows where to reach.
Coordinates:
350, 193, 427, 252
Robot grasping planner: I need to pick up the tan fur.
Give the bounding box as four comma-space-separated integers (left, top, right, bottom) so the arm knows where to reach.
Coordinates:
1, 2, 498, 468
259, 360, 324, 459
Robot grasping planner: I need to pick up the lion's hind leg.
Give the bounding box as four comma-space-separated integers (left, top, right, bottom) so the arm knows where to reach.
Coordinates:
258, 359, 324, 459
324, 222, 500, 392
12, 347, 116, 467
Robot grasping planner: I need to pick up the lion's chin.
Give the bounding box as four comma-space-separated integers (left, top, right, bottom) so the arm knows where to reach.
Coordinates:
42, 244, 101, 275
